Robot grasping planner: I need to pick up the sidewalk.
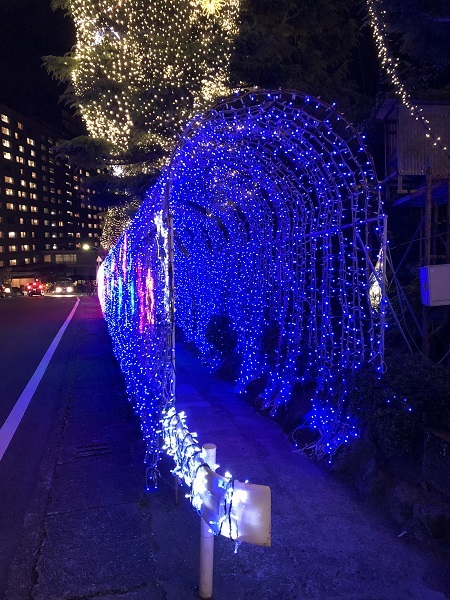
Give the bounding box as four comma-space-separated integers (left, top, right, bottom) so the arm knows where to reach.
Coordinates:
4, 297, 450, 600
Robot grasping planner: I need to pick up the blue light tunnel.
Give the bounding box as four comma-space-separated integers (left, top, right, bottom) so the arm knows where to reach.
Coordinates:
99, 90, 385, 463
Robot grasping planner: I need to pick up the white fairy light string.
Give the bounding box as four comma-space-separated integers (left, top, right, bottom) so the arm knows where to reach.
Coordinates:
66, 0, 240, 155
366, 0, 450, 157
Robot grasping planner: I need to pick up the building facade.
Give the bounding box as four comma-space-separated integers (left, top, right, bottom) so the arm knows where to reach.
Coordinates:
0, 103, 103, 281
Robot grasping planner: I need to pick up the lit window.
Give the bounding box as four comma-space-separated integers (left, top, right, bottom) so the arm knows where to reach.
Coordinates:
29, 182, 37, 189
19, 218, 25, 225
17, 122, 23, 130
30, 206, 38, 213
30, 149, 35, 157
8, 231, 16, 238
18, 191, 27, 198
16, 156, 24, 164
18, 205, 28, 211
31, 219, 39, 226
6, 203, 15, 210
9, 259, 17, 266
5, 188, 14, 196
20, 232, 26, 238
18, 145, 24, 153
21, 244, 30, 251
3, 152, 12, 160
24, 258, 31, 264
28, 160, 35, 167
55, 253, 76, 263
9, 245, 17, 252
2, 139, 11, 148
1, 114, 10, 123
4, 176, 14, 184
26, 137, 35, 146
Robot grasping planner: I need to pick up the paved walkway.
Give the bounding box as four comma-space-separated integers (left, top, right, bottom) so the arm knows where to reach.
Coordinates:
4, 298, 449, 599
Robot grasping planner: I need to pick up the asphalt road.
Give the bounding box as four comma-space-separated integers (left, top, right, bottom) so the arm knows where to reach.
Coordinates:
0, 295, 80, 598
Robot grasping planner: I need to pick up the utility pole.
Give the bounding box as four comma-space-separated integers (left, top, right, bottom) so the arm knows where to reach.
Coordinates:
422, 165, 432, 357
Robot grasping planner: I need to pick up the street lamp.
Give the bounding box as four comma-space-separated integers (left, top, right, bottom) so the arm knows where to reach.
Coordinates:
82, 244, 103, 292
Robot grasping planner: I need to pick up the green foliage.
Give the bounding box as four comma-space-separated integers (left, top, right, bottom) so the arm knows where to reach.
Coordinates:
231, 0, 364, 114
347, 350, 450, 456
43, 54, 77, 83
205, 315, 238, 358
53, 136, 115, 168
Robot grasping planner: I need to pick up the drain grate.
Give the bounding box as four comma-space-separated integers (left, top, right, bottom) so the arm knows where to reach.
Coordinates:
75, 442, 112, 458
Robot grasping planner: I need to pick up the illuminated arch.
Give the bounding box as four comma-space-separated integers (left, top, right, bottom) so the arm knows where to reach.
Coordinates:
100, 90, 386, 462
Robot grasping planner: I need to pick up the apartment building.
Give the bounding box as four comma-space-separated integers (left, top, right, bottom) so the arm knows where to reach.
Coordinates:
0, 103, 103, 281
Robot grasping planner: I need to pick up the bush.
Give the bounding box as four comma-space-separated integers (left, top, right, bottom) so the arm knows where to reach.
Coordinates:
347, 350, 450, 457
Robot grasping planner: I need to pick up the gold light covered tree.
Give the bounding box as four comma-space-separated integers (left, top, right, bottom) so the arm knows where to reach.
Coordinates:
48, 0, 240, 246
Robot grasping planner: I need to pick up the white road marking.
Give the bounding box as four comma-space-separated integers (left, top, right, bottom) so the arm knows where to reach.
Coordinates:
0, 298, 80, 462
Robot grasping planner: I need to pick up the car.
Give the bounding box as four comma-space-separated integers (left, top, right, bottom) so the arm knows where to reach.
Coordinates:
52, 279, 74, 295
26, 281, 45, 296
0, 285, 24, 298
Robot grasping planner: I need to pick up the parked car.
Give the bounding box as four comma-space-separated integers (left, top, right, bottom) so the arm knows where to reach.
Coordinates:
0, 285, 24, 298
52, 279, 75, 295
26, 281, 45, 296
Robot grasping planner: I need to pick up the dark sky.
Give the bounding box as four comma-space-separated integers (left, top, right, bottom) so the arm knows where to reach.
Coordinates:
0, 0, 75, 128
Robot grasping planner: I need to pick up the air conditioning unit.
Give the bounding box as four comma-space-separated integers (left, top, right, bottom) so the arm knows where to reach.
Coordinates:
420, 264, 450, 306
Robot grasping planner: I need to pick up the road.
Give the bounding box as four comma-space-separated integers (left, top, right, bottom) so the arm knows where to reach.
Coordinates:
0, 295, 80, 598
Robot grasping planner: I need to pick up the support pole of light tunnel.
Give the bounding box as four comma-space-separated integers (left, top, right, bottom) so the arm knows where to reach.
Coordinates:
199, 443, 216, 600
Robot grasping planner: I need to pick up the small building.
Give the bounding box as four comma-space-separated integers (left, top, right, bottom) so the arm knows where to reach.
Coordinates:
377, 99, 450, 357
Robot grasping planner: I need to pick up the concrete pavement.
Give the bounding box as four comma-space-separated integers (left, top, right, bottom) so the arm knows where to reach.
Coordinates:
3, 297, 450, 599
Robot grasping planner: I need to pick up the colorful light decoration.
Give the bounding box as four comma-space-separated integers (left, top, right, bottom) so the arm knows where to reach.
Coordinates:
99, 90, 386, 485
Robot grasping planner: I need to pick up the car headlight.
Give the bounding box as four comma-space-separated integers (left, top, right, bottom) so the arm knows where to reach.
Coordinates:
56, 287, 62, 293
4, 287, 10, 293
67, 287, 73, 293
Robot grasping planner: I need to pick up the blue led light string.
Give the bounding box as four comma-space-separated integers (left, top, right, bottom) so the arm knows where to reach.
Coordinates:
167, 90, 384, 458
99, 89, 385, 474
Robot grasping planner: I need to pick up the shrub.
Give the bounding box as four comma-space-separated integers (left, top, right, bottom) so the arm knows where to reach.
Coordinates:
347, 350, 450, 457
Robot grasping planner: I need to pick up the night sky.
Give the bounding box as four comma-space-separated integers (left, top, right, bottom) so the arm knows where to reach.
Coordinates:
0, 0, 75, 128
